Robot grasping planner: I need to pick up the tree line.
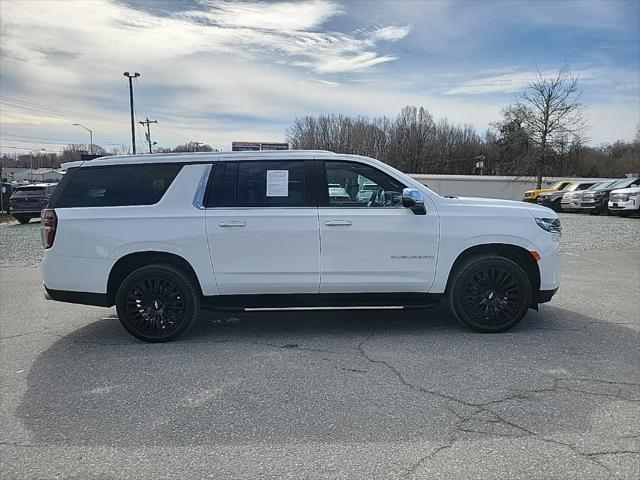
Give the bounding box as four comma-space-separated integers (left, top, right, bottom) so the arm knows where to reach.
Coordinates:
0, 142, 215, 171
287, 67, 639, 185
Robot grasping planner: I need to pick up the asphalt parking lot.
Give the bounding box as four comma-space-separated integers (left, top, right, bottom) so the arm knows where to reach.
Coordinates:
1, 214, 638, 479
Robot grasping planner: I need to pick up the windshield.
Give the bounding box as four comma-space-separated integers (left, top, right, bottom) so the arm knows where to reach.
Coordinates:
587, 180, 615, 190
564, 183, 580, 192
611, 178, 638, 189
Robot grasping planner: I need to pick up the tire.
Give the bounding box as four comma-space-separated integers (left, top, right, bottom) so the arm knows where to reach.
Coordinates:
115, 263, 200, 342
552, 199, 562, 212
448, 255, 532, 333
15, 216, 30, 224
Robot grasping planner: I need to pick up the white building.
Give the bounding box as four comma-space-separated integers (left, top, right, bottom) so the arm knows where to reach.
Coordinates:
13, 168, 64, 182
409, 174, 607, 201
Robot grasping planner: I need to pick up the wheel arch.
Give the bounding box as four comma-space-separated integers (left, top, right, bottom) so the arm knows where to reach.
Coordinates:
106, 251, 203, 306
445, 243, 541, 308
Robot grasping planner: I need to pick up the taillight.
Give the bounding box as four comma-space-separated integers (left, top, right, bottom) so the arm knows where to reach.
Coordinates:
41, 209, 57, 249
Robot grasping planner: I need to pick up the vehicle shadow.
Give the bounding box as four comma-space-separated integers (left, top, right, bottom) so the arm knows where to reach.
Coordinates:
17, 305, 640, 448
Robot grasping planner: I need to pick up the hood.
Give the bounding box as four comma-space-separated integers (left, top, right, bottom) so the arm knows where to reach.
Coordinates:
524, 187, 556, 195
457, 196, 555, 216
610, 186, 640, 194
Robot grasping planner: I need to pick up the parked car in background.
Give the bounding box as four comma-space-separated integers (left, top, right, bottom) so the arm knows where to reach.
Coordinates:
609, 184, 640, 217
9, 183, 57, 224
580, 177, 640, 215
1, 182, 15, 214
537, 181, 598, 212
522, 180, 572, 203
328, 183, 351, 202
562, 180, 615, 213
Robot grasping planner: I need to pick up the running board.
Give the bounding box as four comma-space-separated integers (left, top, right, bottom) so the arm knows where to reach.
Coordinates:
201, 293, 443, 312
244, 305, 405, 312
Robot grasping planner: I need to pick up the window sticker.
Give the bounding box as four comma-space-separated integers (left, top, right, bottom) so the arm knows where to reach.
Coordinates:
266, 170, 288, 197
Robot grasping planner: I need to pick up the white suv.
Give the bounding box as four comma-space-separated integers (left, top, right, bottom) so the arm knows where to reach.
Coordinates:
41, 151, 562, 342
608, 183, 640, 217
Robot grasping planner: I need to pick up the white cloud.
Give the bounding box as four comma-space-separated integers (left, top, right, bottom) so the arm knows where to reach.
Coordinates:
445, 72, 540, 95
314, 52, 397, 73
190, 0, 342, 31
444, 69, 596, 96
371, 25, 412, 41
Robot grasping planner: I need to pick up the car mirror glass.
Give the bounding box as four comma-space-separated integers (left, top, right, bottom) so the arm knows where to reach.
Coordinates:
402, 188, 426, 215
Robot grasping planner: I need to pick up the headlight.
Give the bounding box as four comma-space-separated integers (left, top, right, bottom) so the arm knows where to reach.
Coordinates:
535, 217, 561, 234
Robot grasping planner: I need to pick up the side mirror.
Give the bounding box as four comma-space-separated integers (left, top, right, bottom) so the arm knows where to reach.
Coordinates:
402, 188, 426, 215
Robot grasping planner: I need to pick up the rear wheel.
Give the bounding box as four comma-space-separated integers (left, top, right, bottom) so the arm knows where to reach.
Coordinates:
448, 255, 532, 333
115, 264, 200, 342
15, 216, 30, 224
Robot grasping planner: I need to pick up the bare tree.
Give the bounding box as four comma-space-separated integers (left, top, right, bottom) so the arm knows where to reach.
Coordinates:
518, 65, 586, 187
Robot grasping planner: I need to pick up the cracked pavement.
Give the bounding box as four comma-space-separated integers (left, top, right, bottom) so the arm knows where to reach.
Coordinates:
1, 215, 639, 479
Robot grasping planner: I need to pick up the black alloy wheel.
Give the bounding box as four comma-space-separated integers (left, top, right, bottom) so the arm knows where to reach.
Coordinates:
448, 255, 532, 333
116, 264, 200, 342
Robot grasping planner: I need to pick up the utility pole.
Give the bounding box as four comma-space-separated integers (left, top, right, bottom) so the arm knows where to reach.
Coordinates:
138, 118, 158, 154
123, 72, 140, 154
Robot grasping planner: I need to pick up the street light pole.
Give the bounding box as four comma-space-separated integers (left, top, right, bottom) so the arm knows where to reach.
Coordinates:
123, 72, 141, 154
72, 123, 93, 154
29, 149, 44, 182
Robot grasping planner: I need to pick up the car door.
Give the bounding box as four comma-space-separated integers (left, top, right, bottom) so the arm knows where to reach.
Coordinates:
318, 159, 438, 293
204, 160, 320, 295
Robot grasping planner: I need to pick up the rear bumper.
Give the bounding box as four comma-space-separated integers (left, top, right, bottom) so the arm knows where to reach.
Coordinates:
11, 210, 42, 216
44, 284, 111, 307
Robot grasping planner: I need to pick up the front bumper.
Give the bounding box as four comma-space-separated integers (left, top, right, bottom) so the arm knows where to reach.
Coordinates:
608, 198, 639, 211
579, 199, 603, 211
561, 201, 581, 211
538, 288, 558, 304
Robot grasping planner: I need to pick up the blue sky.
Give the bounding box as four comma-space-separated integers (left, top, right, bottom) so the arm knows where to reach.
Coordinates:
0, 0, 638, 154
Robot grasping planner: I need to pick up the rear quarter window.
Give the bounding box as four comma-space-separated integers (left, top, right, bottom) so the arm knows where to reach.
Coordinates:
51, 164, 183, 208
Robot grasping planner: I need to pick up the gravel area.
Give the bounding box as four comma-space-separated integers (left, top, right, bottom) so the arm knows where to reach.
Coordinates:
0, 220, 42, 267
0, 212, 637, 268
558, 213, 640, 252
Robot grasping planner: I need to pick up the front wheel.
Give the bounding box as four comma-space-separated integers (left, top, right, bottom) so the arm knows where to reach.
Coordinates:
448, 255, 532, 333
115, 264, 200, 342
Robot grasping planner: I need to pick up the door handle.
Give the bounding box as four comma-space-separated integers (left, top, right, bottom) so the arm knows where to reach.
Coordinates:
219, 221, 247, 228
324, 220, 352, 226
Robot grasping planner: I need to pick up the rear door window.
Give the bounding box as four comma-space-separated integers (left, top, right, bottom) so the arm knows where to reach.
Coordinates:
52, 164, 182, 208
205, 161, 308, 208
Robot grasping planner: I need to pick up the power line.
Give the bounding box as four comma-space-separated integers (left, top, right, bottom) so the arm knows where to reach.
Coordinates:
155, 123, 192, 143
0, 144, 62, 152
0, 95, 121, 122
0, 136, 126, 146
